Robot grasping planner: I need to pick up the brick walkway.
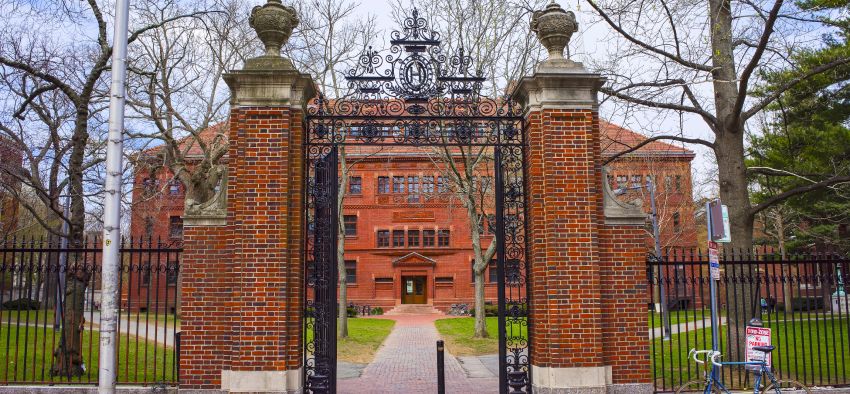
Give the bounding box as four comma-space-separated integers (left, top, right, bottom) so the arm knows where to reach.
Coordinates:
338, 314, 499, 393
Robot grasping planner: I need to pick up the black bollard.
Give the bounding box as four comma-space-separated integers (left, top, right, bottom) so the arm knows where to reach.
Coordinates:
436, 340, 445, 394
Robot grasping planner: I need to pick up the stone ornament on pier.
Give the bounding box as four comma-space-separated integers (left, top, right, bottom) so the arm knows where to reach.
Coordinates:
244, 0, 300, 71
531, 1, 578, 61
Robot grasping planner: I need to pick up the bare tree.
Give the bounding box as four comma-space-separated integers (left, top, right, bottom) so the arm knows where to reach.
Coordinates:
291, 0, 377, 338
386, 0, 545, 338
587, 0, 850, 360
0, 0, 211, 377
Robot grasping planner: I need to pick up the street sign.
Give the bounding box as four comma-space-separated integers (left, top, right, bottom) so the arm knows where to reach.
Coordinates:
709, 200, 726, 241
708, 241, 720, 280
718, 205, 731, 243
746, 326, 772, 368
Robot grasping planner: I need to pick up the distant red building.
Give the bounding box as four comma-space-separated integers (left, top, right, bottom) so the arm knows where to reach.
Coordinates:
0, 136, 23, 234
129, 121, 695, 312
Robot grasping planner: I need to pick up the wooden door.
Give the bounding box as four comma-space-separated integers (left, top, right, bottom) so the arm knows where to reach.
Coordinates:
401, 276, 427, 304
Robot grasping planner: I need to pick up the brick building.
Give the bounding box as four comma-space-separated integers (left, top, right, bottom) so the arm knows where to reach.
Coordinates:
129, 121, 694, 312
0, 136, 23, 234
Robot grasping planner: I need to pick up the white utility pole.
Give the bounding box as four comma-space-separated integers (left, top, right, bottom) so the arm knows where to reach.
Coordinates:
98, 0, 130, 392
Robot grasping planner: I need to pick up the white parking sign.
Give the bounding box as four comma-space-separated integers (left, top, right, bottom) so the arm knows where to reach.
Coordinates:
746, 326, 772, 368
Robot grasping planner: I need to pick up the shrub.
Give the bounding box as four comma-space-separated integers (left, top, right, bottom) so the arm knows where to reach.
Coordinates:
346, 306, 358, 318
371, 307, 384, 315
2, 298, 40, 310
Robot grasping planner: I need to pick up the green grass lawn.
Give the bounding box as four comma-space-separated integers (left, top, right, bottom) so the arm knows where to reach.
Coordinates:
652, 316, 850, 391
434, 317, 527, 356
0, 324, 175, 384
305, 317, 395, 364
337, 318, 395, 363
0, 310, 59, 327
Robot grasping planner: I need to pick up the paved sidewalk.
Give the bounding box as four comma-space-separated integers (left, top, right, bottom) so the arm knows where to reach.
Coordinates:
338, 314, 498, 393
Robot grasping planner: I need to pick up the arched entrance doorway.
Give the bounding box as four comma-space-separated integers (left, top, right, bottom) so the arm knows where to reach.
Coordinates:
303, 9, 530, 394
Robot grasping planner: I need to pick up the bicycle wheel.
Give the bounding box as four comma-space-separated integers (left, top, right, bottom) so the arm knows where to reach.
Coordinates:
762, 379, 811, 394
675, 379, 725, 393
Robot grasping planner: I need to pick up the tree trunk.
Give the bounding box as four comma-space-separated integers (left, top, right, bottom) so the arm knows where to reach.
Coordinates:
51, 273, 88, 377
52, 111, 90, 377
710, 0, 757, 365
473, 270, 488, 338
337, 148, 349, 339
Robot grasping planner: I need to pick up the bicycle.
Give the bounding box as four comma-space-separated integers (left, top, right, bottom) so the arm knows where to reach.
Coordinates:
675, 347, 810, 393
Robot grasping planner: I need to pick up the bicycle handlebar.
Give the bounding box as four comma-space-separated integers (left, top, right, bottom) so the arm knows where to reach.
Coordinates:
688, 348, 716, 364
710, 351, 723, 367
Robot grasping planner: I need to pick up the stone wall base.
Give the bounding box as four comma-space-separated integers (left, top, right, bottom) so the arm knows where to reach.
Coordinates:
220, 369, 302, 393
530, 365, 653, 394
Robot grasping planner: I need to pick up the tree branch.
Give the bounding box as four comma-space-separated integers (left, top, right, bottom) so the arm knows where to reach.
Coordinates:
744, 56, 850, 119
586, 0, 713, 72
733, 0, 785, 123
602, 135, 714, 165
751, 174, 850, 216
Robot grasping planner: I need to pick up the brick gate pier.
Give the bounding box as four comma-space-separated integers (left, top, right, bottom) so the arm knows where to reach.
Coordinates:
178, 1, 651, 393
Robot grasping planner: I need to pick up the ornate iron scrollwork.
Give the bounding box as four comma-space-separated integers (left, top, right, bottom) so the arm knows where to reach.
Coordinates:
304, 8, 530, 394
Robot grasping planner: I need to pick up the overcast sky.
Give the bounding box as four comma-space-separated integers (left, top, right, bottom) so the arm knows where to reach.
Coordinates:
344, 0, 718, 198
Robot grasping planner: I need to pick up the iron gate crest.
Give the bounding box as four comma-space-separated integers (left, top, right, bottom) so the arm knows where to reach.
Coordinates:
304, 8, 530, 393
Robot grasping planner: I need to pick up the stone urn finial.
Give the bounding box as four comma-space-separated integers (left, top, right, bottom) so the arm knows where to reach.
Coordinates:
249, 0, 299, 57
531, 1, 578, 61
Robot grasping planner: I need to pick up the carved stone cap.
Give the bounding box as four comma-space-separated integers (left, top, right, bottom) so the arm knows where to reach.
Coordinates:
531, 1, 578, 62
602, 167, 647, 226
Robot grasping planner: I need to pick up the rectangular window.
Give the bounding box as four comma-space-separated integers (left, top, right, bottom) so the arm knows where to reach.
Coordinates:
437, 176, 448, 193
166, 260, 179, 285
665, 175, 673, 191
393, 230, 405, 247
377, 230, 390, 247
477, 215, 486, 234
487, 214, 497, 235
344, 215, 357, 236
349, 176, 362, 194
169, 181, 181, 196
344, 260, 357, 283
393, 176, 405, 193
169, 216, 183, 238
616, 175, 628, 189
422, 176, 434, 195
437, 229, 450, 247
673, 212, 682, 234
408, 230, 420, 247
141, 260, 151, 286
675, 175, 682, 192
631, 175, 642, 188
488, 260, 498, 283
377, 176, 390, 194
407, 176, 420, 202
423, 229, 436, 247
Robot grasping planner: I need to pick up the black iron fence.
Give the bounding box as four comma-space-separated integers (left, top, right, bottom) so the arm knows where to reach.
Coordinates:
0, 237, 181, 386
648, 248, 850, 392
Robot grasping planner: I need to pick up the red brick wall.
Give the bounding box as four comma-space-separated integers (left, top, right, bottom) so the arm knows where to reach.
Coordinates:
526, 108, 604, 368
180, 105, 305, 388
525, 106, 649, 382
599, 225, 651, 383
179, 224, 232, 389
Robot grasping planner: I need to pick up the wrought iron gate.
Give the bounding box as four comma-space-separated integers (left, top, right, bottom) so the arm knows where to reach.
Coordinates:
304, 9, 530, 393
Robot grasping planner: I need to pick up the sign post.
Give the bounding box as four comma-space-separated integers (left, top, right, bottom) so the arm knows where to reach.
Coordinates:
706, 199, 729, 379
